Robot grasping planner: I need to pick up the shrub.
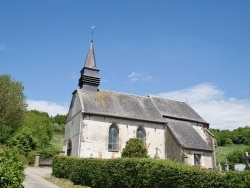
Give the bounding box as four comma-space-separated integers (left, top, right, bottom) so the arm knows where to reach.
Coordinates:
27, 147, 58, 165
0, 147, 25, 188
121, 138, 149, 158
8, 131, 37, 155
53, 156, 250, 188
225, 147, 250, 170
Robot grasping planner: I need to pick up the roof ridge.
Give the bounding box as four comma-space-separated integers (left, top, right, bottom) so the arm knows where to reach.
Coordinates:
95, 89, 150, 99
148, 94, 187, 103
148, 95, 164, 118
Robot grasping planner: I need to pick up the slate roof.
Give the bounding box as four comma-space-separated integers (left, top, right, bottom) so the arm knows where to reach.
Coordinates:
84, 41, 97, 69
167, 120, 212, 151
150, 96, 207, 124
76, 89, 208, 125
77, 89, 165, 123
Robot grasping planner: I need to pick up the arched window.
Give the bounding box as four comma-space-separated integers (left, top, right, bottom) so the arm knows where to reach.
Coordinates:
67, 139, 72, 156
136, 126, 146, 144
108, 124, 119, 151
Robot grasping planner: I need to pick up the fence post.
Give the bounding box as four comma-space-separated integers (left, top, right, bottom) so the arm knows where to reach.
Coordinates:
34, 154, 40, 168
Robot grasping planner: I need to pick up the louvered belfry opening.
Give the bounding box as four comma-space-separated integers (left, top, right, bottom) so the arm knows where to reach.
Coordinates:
78, 40, 100, 92
78, 68, 100, 87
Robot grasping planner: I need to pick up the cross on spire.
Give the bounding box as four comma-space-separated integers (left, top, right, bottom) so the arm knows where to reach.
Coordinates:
91, 26, 95, 41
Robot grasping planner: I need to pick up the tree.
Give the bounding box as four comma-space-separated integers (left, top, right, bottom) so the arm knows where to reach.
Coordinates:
20, 110, 54, 148
121, 138, 149, 158
52, 114, 67, 133
53, 114, 67, 125
8, 131, 37, 154
0, 74, 27, 143
231, 126, 250, 145
219, 130, 233, 146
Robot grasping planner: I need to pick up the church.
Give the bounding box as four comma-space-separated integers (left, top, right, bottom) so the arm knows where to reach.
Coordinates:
63, 39, 216, 169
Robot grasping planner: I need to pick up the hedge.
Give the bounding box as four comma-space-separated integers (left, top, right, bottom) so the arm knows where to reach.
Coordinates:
52, 155, 250, 188
0, 147, 25, 188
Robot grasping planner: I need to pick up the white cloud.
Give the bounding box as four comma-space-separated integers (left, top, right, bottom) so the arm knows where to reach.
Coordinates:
27, 100, 68, 116
157, 83, 250, 130
128, 71, 152, 83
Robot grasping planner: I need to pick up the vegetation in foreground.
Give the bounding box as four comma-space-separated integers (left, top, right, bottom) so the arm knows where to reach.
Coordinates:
53, 155, 250, 188
0, 147, 25, 188
0, 74, 66, 187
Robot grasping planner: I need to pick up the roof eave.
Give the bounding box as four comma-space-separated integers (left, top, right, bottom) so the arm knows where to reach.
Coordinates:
82, 111, 166, 124
163, 115, 209, 126
182, 147, 214, 152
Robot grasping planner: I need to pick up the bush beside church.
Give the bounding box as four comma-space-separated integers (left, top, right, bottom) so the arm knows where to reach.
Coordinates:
52, 155, 250, 188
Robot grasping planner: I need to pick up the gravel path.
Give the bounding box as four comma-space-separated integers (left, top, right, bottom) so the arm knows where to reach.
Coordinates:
23, 167, 61, 188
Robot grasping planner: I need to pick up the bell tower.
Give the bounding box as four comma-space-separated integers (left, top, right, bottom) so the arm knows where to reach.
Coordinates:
78, 40, 100, 92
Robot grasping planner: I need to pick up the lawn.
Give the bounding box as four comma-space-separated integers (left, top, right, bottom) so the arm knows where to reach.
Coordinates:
50, 134, 64, 151
215, 144, 249, 163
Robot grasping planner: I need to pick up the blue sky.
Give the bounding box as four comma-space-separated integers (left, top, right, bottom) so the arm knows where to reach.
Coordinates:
1, 1, 250, 130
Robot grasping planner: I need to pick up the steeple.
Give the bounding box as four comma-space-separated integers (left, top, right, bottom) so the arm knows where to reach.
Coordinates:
78, 40, 100, 92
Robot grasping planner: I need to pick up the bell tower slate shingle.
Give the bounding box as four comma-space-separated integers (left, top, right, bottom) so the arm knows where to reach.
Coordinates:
78, 40, 100, 92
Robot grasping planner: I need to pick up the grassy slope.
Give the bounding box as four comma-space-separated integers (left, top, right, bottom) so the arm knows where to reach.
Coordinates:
50, 134, 64, 151
215, 144, 249, 163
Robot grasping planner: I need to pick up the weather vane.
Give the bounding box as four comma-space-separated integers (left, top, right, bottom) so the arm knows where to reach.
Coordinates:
91, 26, 95, 41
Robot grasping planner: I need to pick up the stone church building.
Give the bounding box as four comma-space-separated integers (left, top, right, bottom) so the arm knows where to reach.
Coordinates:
63, 40, 216, 169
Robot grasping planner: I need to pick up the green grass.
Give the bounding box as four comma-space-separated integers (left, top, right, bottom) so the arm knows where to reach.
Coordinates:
216, 144, 249, 163
46, 176, 90, 188
50, 134, 64, 151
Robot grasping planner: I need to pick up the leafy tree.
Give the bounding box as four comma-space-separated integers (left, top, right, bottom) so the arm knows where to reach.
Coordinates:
121, 138, 149, 158
52, 114, 67, 133
53, 114, 67, 124
21, 110, 54, 148
231, 126, 250, 145
227, 150, 244, 163
0, 75, 27, 143
219, 130, 232, 146
8, 131, 37, 155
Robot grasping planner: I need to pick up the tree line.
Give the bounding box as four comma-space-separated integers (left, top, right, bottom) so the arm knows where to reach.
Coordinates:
209, 126, 250, 146
0, 74, 66, 154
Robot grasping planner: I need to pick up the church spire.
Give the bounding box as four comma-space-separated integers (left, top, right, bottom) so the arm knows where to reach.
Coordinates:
78, 40, 100, 92
84, 40, 96, 68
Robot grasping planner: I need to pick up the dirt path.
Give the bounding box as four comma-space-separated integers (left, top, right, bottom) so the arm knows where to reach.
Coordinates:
23, 167, 61, 188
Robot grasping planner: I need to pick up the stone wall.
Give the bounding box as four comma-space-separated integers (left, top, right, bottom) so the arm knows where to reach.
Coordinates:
192, 126, 216, 169
165, 126, 182, 162
63, 93, 82, 157
185, 150, 214, 169
79, 115, 166, 159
